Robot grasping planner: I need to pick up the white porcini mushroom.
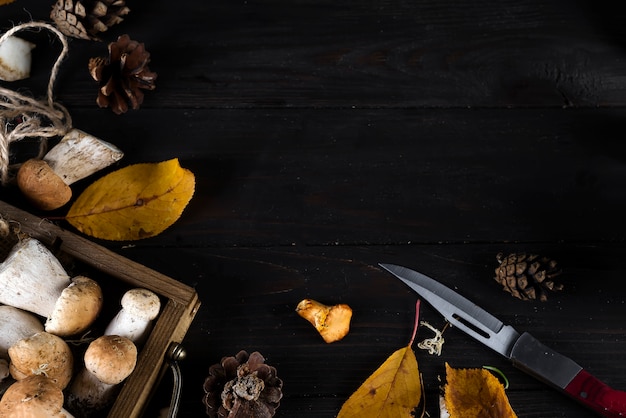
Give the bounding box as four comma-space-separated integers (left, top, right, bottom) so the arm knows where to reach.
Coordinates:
8, 331, 74, 390
0, 35, 35, 82
104, 288, 161, 346
0, 237, 103, 336
17, 129, 124, 210
0, 305, 44, 361
66, 335, 137, 414
0, 374, 75, 417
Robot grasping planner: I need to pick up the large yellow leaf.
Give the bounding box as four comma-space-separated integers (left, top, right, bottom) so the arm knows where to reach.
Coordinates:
66, 158, 195, 241
443, 362, 517, 418
337, 345, 422, 418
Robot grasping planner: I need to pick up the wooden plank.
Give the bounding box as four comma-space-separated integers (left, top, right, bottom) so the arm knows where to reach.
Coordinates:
5, 107, 619, 247
132, 243, 626, 417
3, 1, 626, 107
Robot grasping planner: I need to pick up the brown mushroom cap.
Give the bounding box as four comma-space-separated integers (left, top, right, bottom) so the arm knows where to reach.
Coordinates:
8, 331, 74, 390
16, 158, 72, 211
120, 288, 161, 320
45, 275, 103, 337
0, 374, 68, 417
84, 335, 137, 385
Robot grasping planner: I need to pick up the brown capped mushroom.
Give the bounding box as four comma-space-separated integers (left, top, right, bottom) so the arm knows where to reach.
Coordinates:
16, 129, 123, 210
8, 331, 74, 390
0, 237, 103, 337
66, 335, 137, 415
0, 374, 74, 417
16, 159, 72, 211
0, 305, 44, 361
104, 288, 161, 346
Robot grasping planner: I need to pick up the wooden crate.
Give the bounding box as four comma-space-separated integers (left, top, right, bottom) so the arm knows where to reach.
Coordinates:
0, 200, 201, 417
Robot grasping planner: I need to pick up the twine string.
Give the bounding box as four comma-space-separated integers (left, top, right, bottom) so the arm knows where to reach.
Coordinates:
0, 21, 73, 186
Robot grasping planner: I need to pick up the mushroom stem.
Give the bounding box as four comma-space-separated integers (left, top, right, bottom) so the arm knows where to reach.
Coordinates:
0, 305, 44, 360
0, 359, 9, 383
0, 237, 70, 317
43, 129, 124, 186
66, 368, 118, 413
0, 237, 103, 337
104, 288, 161, 346
0, 35, 35, 82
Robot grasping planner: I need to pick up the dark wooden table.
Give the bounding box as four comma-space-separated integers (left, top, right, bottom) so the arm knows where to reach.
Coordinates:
2, 1, 626, 417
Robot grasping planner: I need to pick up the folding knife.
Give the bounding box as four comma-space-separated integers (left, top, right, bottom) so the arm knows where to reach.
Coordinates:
379, 263, 626, 417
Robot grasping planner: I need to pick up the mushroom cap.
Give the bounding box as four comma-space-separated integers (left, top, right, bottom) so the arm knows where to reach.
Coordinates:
84, 335, 137, 385
45, 276, 103, 337
8, 331, 74, 390
16, 159, 72, 211
0, 374, 68, 417
120, 288, 161, 320
0, 305, 44, 360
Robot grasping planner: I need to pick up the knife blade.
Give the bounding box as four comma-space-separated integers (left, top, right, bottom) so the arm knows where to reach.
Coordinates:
379, 263, 626, 418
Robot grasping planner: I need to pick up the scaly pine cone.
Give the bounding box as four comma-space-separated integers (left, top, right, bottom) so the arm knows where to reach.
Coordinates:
50, 0, 130, 40
88, 34, 157, 114
202, 350, 283, 418
494, 252, 564, 301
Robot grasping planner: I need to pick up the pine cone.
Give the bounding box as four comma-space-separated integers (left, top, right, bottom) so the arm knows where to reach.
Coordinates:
494, 252, 564, 301
202, 350, 283, 418
50, 0, 130, 40
88, 34, 157, 115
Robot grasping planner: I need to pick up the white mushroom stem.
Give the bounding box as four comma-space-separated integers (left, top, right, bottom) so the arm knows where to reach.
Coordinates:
0, 237, 70, 317
104, 288, 161, 346
66, 368, 119, 413
0, 237, 103, 337
0, 359, 9, 383
0, 305, 44, 360
43, 128, 124, 186
0, 35, 35, 82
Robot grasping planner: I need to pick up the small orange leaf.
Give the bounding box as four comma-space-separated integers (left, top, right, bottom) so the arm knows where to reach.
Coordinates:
443, 362, 517, 418
337, 345, 422, 418
66, 158, 195, 240
0, 0, 17, 5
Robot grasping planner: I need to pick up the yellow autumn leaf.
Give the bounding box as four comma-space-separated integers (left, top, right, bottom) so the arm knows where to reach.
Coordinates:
0, 0, 16, 5
443, 362, 517, 418
337, 345, 422, 418
66, 158, 195, 241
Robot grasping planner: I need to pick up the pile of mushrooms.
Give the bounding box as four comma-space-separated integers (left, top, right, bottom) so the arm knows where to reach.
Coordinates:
0, 235, 162, 417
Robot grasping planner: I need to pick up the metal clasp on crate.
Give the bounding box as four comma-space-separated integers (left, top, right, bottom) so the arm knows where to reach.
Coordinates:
164, 342, 187, 418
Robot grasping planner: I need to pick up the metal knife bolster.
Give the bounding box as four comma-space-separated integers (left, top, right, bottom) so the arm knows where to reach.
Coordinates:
510, 332, 626, 417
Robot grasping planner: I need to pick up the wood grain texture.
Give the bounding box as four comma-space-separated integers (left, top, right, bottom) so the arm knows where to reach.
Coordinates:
2, 0, 626, 417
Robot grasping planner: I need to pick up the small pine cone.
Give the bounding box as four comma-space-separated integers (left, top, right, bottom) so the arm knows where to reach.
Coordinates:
202, 350, 283, 418
88, 34, 157, 114
50, 0, 130, 40
494, 252, 564, 301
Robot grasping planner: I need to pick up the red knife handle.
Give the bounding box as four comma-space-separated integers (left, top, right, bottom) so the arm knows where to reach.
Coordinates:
564, 369, 626, 418
510, 332, 626, 417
